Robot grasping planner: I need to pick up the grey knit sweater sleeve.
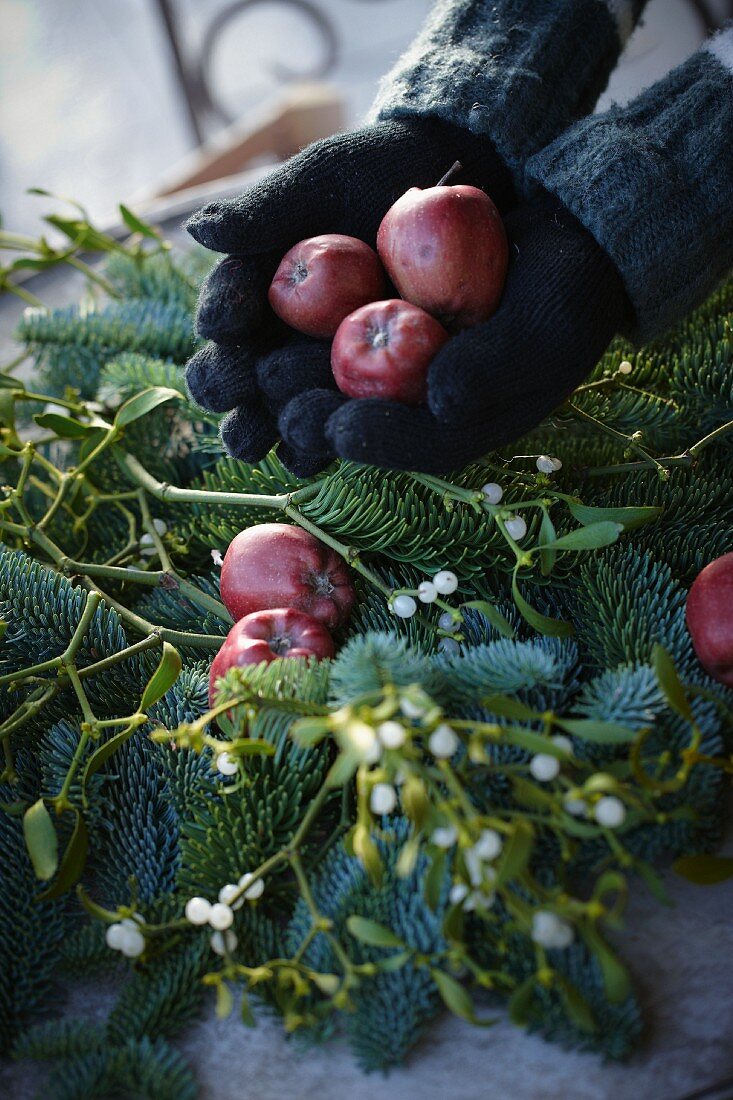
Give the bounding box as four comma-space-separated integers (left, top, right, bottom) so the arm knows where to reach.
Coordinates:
526, 25, 733, 344
369, 0, 647, 185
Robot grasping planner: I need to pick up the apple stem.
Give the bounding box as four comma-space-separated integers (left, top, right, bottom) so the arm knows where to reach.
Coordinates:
436, 161, 462, 187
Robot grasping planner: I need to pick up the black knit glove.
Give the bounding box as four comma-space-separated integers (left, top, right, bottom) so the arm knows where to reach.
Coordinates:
185, 117, 516, 474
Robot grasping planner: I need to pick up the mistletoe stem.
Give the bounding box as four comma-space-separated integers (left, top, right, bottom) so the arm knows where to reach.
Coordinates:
75, 634, 163, 679
567, 401, 668, 478
581, 416, 733, 478
119, 451, 442, 631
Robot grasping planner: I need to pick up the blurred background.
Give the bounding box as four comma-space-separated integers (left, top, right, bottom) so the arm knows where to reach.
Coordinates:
1, 0, 732, 235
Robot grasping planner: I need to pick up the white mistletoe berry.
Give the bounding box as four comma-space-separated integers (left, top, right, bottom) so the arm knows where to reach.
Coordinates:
618, 360, 633, 375
438, 638, 461, 657
350, 723, 381, 763
433, 570, 458, 595
377, 721, 406, 750
504, 515, 527, 541
105, 923, 127, 951
464, 889, 496, 912
594, 795, 626, 828
185, 896, 212, 925
417, 581, 438, 603
473, 828, 503, 861
152, 518, 167, 536
400, 697, 426, 719
532, 910, 574, 950
530, 753, 560, 782
392, 594, 417, 618
216, 752, 238, 777
563, 797, 588, 817
219, 883, 244, 911
438, 611, 456, 631
210, 929, 238, 957
481, 482, 503, 504
118, 926, 145, 958
208, 902, 234, 931
464, 847, 483, 886
431, 825, 458, 849
238, 872, 265, 900
370, 783, 397, 815
449, 882, 470, 905
429, 724, 459, 759
139, 532, 156, 556
552, 735, 573, 755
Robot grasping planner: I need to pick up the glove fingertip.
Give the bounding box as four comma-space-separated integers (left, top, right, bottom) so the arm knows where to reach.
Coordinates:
220, 404, 277, 464
278, 389, 346, 455
276, 442, 333, 478
185, 343, 259, 414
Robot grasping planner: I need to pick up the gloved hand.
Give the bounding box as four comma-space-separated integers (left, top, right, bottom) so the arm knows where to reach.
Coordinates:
185, 116, 516, 474
185, 0, 649, 474
186, 139, 628, 473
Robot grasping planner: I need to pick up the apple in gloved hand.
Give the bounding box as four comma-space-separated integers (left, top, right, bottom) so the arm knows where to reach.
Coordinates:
268, 234, 386, 338
686, 551, 733, 687
220, 523, 355, 629
208, 608, 335, 705
331, 299, 449, 404
377, 175, 508, 330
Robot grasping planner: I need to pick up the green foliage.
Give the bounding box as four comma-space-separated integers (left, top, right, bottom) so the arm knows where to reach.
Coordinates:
106, 937, 209, 1045
286, 819, 448, 1070
16, 299, 196, 397
2, 223, 732, 1093
13, 1018, 107, 1061
39, 1036, 198, 1100
573, 546, 692, 672
0, 792, 66, 1055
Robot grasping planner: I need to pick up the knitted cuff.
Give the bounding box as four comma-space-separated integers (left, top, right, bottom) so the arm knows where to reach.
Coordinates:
368, 0, 646, 188
526, 25, 733, 344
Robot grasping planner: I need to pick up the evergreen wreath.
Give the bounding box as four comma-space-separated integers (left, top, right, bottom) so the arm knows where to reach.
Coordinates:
1, 205, 732, 1097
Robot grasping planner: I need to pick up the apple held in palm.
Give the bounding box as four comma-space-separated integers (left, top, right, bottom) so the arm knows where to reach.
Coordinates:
331, 299, 449, 404
268, 234, 386, 338
376, 173, 508, 331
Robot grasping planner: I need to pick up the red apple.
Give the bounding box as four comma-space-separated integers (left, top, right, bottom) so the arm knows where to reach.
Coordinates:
220, 523, 355, 629
376, 183, 508, 330
209, 608, 335, 705
268, 234, 386, 338
331, 299, 449, 404
686, 552, 733, 687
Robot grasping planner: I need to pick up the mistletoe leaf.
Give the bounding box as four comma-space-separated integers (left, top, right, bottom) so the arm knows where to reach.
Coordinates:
673, 855, 733, 884
346, 916, 404, 948
139, 641, 182, 711
512, 573, 574, 637
539, 521, 623, 552
114, 386, 182, 428
37, 811, 88, 900
23, 798, 58, 881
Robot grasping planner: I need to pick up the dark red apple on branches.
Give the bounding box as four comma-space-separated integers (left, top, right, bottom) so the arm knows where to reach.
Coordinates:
220, 523, 355, 629
268, 234, 386, 338
208, 608, 335, 705
377, 172, 508, 331
331, 299, 449, 404
686, 552, 733, 687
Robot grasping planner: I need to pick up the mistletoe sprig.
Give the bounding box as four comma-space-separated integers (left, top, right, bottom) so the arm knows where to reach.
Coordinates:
76, 637, 723, 1035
